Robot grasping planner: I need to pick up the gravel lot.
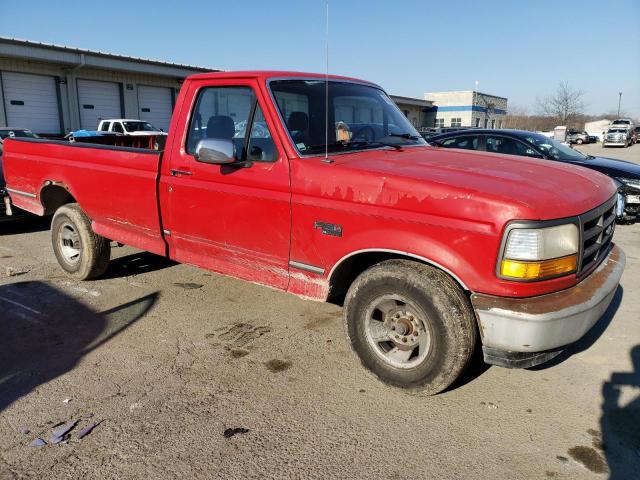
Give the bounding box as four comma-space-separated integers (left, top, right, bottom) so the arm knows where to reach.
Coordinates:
1, 145, 639, 479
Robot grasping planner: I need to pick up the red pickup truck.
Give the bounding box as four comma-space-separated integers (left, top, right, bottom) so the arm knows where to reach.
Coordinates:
2, 71, 625, 394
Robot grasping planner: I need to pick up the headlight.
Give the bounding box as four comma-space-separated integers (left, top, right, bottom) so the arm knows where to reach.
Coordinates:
618, 177, 640, 191
499, 224, 579, 280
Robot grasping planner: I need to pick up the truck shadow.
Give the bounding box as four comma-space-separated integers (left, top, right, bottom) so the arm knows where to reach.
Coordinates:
528, 285, 623, 370
101, 251, 176, 279
0, 281, 158, 413
0, 215, 50, 236
601, 345, 640, 479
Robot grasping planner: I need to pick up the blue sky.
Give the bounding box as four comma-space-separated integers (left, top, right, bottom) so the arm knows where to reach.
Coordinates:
1, 0, 639, 118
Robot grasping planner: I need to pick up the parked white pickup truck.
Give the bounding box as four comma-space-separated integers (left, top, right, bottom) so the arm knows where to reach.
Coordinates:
97, 119, 168, 136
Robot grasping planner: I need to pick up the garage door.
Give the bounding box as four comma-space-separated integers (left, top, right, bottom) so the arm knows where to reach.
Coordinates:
77, 79, 122, 130
1, 72, 61, 134
138, 85, 173, 131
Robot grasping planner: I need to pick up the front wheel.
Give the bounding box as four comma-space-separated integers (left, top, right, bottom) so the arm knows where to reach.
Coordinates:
343, 260, 477, 395
576, 139, 583, 144
51, 203, 110, 280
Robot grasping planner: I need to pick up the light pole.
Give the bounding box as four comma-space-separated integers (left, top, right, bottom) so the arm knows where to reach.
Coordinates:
617, 92, 622, 117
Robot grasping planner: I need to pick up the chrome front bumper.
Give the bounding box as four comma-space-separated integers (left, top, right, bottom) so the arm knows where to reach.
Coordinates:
471, 245, 625, 365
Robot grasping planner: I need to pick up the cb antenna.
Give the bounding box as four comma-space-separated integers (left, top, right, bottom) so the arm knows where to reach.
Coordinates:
323, 1, 333, 163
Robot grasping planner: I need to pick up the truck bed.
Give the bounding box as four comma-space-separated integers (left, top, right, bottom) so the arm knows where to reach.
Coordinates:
3, 137, 166, 255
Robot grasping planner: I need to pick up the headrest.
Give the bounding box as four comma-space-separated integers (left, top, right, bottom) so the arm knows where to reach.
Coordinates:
206, 115, 235, 139
287, 111, 309, 132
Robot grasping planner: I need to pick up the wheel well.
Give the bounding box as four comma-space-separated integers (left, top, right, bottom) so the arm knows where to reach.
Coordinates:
40, 184, 76, 215
328, 251, 467, 305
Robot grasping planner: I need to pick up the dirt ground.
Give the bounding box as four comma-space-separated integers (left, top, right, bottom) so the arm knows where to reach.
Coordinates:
1, 145, 639, 479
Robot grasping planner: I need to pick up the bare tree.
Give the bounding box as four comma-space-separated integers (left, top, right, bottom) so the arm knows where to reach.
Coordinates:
536, 81, 586, 125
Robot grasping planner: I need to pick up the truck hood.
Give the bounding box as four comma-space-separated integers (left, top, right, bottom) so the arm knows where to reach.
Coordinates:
326, 146, 616, 223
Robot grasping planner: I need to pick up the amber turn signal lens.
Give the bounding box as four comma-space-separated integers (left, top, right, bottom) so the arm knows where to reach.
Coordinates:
500, 254, 577, 280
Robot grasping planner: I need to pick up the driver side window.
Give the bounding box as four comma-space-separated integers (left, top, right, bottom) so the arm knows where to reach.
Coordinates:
186, 86, 277, 162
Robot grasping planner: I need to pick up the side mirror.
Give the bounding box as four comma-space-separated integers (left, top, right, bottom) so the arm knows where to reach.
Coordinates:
195, 138, 236, 164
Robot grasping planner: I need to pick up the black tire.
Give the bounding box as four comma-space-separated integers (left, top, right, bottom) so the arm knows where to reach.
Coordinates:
343, 260, 477, 395
51, 203, 110, 280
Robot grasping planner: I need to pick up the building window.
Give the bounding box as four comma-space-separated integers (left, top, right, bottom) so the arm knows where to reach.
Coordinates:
491, 119, 495, 128
475, 118, 480, 127
484, 118, 488, 128
497, 120, 502, 129
435, 118, 444, 128
403, 109, 409, 117
451, 118, 462, 127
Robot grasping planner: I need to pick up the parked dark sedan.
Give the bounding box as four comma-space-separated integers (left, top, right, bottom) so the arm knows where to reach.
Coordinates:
429, 129, 640, 222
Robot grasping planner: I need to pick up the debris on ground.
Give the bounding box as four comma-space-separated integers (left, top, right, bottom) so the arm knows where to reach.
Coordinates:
28, 416, 103, 447
223, 427, 249, 438
173, 282, 203, 289
4, 264, 30, 276
77, 421, 102, 439
51, 419, 79, 439
63, 398, 72, 404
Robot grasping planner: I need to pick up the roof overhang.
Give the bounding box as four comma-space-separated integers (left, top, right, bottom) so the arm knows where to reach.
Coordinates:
0, 37, 216, 78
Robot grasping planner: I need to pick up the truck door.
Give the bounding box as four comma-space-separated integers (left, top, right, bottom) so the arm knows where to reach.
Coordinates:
161, 79, 291, 289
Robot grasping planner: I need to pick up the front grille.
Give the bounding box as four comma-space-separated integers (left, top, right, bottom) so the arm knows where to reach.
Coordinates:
578, 195, 616, 276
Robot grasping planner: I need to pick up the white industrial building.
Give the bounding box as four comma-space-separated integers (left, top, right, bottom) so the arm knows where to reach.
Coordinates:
424, 90, 508, 129
0, 37, 213, 135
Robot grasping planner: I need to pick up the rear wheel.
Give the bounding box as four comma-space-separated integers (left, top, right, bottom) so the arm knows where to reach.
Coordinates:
51, 203, 110, 280
343, 260, 477, 395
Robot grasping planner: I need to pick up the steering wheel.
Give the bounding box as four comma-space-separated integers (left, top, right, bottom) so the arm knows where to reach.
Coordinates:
351, 126, 376, 142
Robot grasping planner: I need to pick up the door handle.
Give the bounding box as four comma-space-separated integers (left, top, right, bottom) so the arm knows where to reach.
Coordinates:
170, 169, 193, 176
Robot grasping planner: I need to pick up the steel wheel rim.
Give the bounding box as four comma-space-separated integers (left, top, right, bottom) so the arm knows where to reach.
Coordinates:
364, 294, 432, 369
59, 222, 81, 265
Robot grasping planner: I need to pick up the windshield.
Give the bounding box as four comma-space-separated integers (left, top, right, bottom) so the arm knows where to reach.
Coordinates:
0, 129, 39, 140
612, 120, 630, 125
270, 80, 426, 155
521, 132, 586, 161
122, 121, 160, 132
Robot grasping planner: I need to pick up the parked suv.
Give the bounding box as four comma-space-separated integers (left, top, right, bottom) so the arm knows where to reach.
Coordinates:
566, 130, 590, 144
611, 118, 635, 129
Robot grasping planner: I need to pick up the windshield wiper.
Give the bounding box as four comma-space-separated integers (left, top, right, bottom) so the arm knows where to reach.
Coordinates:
305, 140, 402, 152
388, 132, 421, 140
